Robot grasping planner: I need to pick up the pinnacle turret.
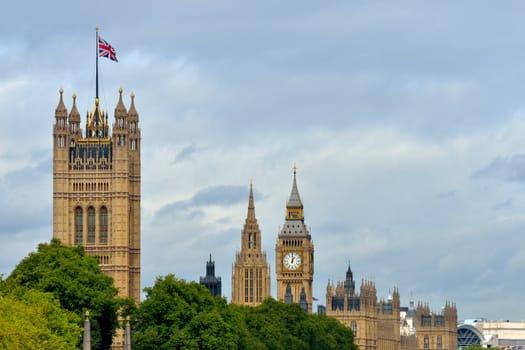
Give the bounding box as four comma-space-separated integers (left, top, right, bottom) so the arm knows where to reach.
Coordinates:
114, 87, 127, 118
55, 88, 67, 117
69, 93, 80, 122
128, 91, 138, 119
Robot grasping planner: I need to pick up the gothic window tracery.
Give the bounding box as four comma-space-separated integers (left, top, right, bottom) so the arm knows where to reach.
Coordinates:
75, 207, 83, 245
100, 206, 108, 244
87, 207, 95, 244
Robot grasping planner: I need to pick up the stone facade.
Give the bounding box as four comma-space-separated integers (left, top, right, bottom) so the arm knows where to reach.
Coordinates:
415, 303, 457, 350
231, 184, 271, 305
275, 168, 314, 312
53, 88, 141, 303
326, 264, 400, 350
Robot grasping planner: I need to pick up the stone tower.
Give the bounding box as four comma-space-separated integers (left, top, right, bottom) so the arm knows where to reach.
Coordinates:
275, 167, 314, 312
200, 254, 222, 297
231, 183, 271, 305
53, 88, 141, 303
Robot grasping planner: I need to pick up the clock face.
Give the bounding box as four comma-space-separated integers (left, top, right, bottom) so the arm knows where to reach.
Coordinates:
283, 252, 301, 270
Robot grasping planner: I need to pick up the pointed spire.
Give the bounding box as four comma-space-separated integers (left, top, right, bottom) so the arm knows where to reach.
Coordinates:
114, 87, 127, 117
247, 182, 255, 220
68, 93, 80, 122
55, 88, 67, 116
86, 97, 107, 138
287, 163, 303, 208
128, 91, 138, 118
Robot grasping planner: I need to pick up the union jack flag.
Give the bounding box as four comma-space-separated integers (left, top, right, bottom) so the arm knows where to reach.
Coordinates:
98, 36, 118, 62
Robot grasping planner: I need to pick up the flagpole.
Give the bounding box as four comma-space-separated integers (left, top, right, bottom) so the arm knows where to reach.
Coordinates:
95, 26, 99, 100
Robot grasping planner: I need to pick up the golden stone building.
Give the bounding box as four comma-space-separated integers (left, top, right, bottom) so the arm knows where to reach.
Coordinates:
415, 302, 457, 350
275, 168, 314, 312
53, 88, 141, 303
231, 183, 271, 305
326, 264, 458, 350
326, 264, 401, 350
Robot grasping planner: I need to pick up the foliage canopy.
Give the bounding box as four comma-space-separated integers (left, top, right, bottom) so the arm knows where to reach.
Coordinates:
6, 239, 125, 350
132, 274, 357, 350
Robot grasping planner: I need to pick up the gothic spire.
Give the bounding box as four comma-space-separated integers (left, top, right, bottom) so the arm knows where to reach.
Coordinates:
114, 87, 127, 117
128, 91, 138, 119
242, 182, 261, 251
69, 93, 80, 122
287, 164, 303, 208
247, 181, 256, 220
86, 96, 109, 138
55, 88, 67, 117
285, 164, 305, 222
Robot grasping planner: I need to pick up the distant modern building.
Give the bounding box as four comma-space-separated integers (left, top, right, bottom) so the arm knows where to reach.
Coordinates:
200, 255, 222, 297
458, 319, 525, 349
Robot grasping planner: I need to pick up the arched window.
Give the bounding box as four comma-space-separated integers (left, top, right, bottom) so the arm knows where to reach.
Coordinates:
100, 207, 108, 244
351, 321, 357, 336
87, 207, 95, 244
437, 336, 442, 349
75, 207, 83, 245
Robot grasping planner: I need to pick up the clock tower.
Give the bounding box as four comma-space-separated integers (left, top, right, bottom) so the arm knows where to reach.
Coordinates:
275, 166, 314, 312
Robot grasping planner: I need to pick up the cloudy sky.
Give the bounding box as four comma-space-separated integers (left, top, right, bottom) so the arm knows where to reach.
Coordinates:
2, 1, 525, 321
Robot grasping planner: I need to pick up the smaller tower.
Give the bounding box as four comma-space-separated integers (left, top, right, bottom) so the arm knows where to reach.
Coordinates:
199, 254, 222, 297
231, 183, 271, 305
344, 263, 356, 295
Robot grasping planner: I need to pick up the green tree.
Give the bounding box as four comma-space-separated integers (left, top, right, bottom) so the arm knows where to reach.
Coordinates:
242, 298, 357, 350
133, 275, 357, 350
6, 239, 126, 350
132, 274, 238, 350
0, 288, 81, 349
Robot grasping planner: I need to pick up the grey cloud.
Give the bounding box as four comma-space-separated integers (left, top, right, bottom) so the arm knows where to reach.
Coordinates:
192, 185, 247, 206
493, 199, 513, 211
173, 144, 198, 163
473, 154, 525, 183
155, 185, 252, 221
